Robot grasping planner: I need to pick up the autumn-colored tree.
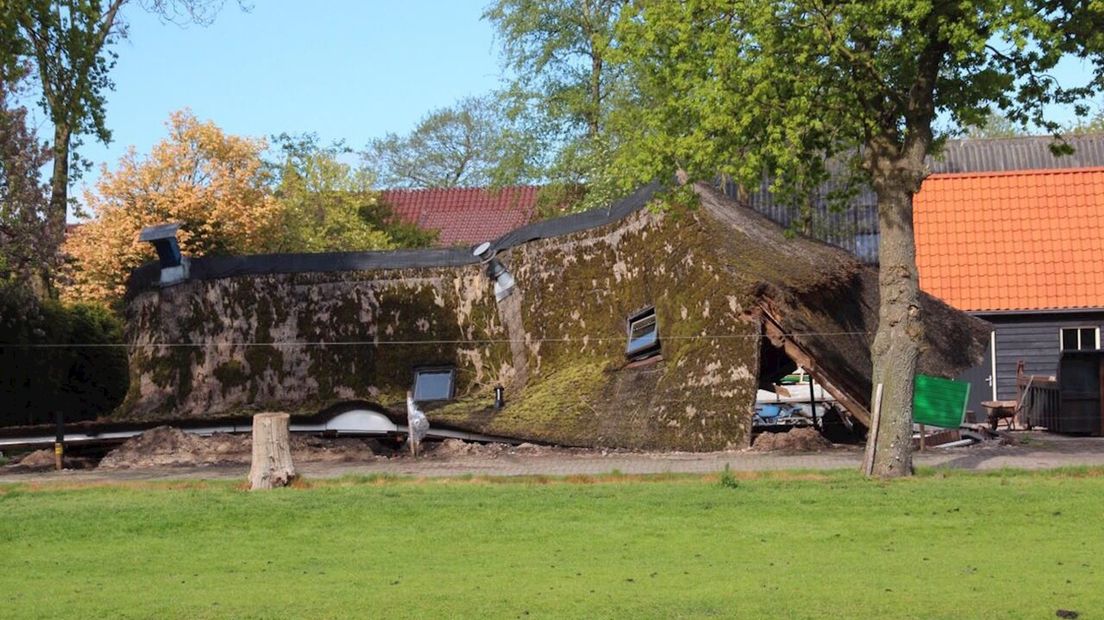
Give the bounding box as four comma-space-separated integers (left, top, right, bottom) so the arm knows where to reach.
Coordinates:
62, 110, 281, 305
4, 0, 237, 286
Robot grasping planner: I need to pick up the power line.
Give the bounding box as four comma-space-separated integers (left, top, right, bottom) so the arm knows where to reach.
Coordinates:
1, 330, 874, 349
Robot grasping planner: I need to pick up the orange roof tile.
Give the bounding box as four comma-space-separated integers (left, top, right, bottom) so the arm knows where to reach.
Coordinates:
380, 186, 539, 247
915, 167, 1104, 312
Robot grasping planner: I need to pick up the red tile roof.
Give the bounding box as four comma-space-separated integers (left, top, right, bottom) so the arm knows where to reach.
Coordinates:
914, 167, 1104, 312
380, 186, 540, 247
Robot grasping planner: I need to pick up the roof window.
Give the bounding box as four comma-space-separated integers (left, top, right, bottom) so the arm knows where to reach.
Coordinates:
626, 307, 660, 360
413, 367, 456, 402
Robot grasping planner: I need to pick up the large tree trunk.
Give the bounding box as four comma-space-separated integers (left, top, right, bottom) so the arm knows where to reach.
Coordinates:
249, 413, 296, 490
43, 122, 72, 294
868, 172, 924, 478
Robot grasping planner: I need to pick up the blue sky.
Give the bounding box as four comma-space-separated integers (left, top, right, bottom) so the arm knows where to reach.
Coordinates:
53, 1, 1099, 206
74, 0, 501, 192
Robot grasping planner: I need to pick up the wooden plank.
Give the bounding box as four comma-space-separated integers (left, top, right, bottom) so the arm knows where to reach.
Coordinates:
760, 308, 872, 426
863, 383, 884, 476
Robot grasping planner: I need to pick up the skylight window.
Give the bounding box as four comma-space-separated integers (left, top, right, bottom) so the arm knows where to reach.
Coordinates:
626, 307, 660, 360
413, 367, 456, 402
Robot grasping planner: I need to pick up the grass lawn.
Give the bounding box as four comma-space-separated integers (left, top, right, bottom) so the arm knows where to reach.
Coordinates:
2, 468, 1103, 619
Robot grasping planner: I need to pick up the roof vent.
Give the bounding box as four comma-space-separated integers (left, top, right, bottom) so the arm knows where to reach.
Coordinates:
472, 242, 516, 301
139, 223, 189, 286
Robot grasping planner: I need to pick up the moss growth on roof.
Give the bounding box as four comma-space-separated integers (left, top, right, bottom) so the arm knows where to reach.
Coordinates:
116, 183, 987, 450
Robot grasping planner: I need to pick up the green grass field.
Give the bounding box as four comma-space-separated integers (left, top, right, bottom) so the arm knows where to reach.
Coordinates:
2, 469, 1103, 619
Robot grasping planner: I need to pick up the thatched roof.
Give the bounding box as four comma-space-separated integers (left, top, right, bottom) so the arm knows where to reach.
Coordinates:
117, 182, 989, 449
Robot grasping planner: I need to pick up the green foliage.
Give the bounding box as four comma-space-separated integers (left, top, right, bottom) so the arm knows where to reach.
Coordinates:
964, 109, 1032, 139
0, 282, 127, 427
5, 0, 237, 278
485, 0, 632, 211
364, 95, 542, 189
613, 0, 1104, 201
0, 73, 54, 283
11, 1, 121, 147
719, 463, 739, 489
1065, 108, 1104, 135
3, 471, 1104, 617
270, 133, 437, 250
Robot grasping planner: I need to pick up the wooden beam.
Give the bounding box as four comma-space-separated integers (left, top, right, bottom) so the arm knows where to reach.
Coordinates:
760, 307, 872, 427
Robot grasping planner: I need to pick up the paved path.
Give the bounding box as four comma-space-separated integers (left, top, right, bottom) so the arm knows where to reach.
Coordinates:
3, 433, 1103, 484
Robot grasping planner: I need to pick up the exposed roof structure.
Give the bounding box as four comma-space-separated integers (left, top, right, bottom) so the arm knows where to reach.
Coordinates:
380, 186, 540, 246
915, 167, 1104, 313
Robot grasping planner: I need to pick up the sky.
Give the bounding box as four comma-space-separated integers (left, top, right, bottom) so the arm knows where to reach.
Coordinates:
32, 1, 1101, 212
71, 0, 503, 196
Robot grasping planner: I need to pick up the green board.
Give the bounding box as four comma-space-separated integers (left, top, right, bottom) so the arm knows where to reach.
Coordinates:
913, 374, 970, 428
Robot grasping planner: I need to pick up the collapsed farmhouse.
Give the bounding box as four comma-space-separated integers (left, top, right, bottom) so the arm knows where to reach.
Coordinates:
119, 183, 990, 451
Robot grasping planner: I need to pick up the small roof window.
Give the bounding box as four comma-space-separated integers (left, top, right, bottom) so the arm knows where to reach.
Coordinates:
626, 307, 660, 360
413, 367, 456, 402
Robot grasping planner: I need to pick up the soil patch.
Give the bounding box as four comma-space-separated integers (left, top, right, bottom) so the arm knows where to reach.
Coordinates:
3, 448, 96, 472
751, 427, 834, 452
98, 426, 386, 470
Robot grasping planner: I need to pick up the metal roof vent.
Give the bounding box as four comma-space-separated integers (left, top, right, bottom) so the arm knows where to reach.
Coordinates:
139, 223, 189, 286
473, 242, 516, 302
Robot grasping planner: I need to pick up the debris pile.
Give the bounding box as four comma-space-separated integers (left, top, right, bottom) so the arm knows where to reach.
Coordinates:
750, 427, 834, 452
3, 449, 95, 472
419, 439, 561, 458
97, 426, 385, 469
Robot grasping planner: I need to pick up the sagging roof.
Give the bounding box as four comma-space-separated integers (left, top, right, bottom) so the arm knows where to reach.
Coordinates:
693, 184, 991, 421
120, 182, 989, 449
915, 167, 1104, 313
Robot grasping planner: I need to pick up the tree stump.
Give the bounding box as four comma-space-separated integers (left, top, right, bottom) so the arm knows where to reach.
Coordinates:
249, 413, 296, 490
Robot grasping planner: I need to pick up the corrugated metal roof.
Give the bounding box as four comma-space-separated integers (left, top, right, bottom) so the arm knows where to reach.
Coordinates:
914, 167, 1104, 312
932, 135, 1104, 173
733, 134, 1104, 263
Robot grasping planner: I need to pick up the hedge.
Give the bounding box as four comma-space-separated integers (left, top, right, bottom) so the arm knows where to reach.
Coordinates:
0, 283, 128, 427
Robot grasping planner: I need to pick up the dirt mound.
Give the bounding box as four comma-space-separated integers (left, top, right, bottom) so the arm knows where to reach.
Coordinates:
13, 449, 58, 470
3, 448, 95, 472
290, 435, 388, 462
98, 426, 383, 469
751, 427, 833, 452
423, 438, 511, 458
99, 427, 240, 469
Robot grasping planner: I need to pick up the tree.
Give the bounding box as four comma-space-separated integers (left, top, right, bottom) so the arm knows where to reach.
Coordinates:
364, 95, 539, 189
484, 0, 628, 207
0, 71, 53, 289
616, 1, 1104, 477
964, 109, 1031, 139
1066, 108, 1104, 135
0, 281, 127, 428
4, 0, 234, 282
269, 134, 423, 252
62, 110, 281, 306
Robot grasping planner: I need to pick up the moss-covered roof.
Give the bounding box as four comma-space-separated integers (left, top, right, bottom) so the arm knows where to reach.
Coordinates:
118, 183, 989, 450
